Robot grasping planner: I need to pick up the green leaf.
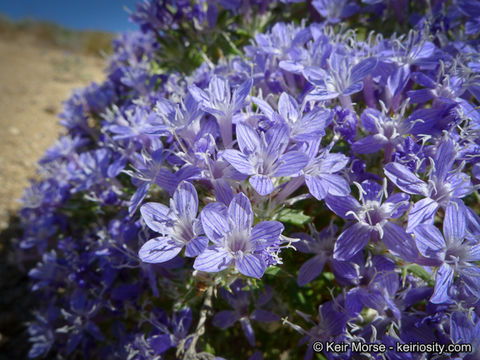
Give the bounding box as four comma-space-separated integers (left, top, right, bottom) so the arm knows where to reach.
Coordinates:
277, 208, 312, 226
323, 272, 334, 281
297, 291, 306, 305
204, 343, 215, 355
406, 264, 435, 287
265, 266, 281, 276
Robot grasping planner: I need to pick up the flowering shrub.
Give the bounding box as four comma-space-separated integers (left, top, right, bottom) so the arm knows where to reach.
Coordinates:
18, 0, 480, 359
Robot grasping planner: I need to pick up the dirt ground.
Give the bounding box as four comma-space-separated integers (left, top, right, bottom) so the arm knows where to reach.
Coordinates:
0, 32, 105, 230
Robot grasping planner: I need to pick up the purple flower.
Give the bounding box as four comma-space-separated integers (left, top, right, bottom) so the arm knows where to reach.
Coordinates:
39, 135, 89, 165
253, 92, 332, 141
221, 122, 308, 195
279, 31, 332, 75
312, 0, 359, 24
193, 193, 284, 278
60, 289, 104, 355
212, 280, 279, 346
153, 94, 203, 146
285, 296, 354, 360
302, 139, 350, 201
325, 180, 417, 261
147, 307, 193, 355
378, 31, 435, 69
333, 106, 357, 143
189, 76, 252, 146
408, 71, 465, 105
127, 144, 201, 214
253, 22, 311, 59
384, 139, 473, 232
138, 181, 207, 263
304, 52, 377, 110
352, 107, 412, 161
391, 136, 427, 173
450, 311, 480, 359
413, 204, 480, 303
455, 0, 480, 35
295, 223, 339, 286
106, 106, 168, 145
27, 313, 55, 358
346, 255, 402, 320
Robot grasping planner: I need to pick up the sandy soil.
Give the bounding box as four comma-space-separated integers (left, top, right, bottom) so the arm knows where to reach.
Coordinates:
0, 33, 105, 230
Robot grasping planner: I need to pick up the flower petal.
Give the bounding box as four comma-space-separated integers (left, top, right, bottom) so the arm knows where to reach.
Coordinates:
384, 162, 428, 195
383, 192, 410, 218
240, 318, 255, 347
129, 182, 150, 215
139, 237, 183, 263
333, 223, 372, 260
382, 222, 418, 262
140, 202, 171, 233
212, 178, 234, 205
305, 174, 328, 200
319, 153, 349, 174
430, 263, 454, 304
352, 135, 387, 154
278, 92, 300, 124
407, 197, 439, 232
236, 122, 261, 154
292, 108, 331, 140
266, 122, 289, 156
251, 221, 284, 248
212, 310, 239, 329
222, 149, 255, 175
460, 266, 480, 298
235, 254, 266, 278
209, 76, 230, 104
274, 151, 309, 177
413, 224, 446, 260
325, 194, 361, 219
320, 174, 351, 197
172, 181, 198, 219
250, 175, 274, 195
188, 84, 209, 104
450, 312, 474, 344
193, 246, 233, 272
233, 78, 252, 112
251, 309, 279, 322
443, 202, 466, 244
228, 193, 253, 230
185, 236, 209, 257
350, 57, 377, 84
434, 139, 456, 181
343, 82, 363, 96
201, 203, 229, 242
297, 255, 326, 286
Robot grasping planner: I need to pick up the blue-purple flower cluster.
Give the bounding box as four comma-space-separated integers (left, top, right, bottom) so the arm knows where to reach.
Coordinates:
17, 0, 480, 359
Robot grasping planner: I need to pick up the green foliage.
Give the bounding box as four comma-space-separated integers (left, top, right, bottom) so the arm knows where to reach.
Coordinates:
277, 208, 313, 227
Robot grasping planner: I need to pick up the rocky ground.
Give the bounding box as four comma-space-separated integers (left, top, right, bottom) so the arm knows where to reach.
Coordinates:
0, 28, 107, 359
0, 32, 105, 230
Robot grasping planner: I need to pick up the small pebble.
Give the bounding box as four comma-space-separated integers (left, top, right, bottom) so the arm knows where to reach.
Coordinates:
8, 127, 20, 136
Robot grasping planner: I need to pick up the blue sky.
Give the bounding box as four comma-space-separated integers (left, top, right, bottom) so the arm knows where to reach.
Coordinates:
0, 0, 140, 32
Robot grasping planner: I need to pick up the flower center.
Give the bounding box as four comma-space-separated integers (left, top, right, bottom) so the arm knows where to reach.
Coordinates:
254, 151, 275, 175
360, 201, 386, 226
226, 229, 251, 255
173, 217, 195, 244
445, 241, 469, 265
429, 180, 452, 205
381, 122, 395, 139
